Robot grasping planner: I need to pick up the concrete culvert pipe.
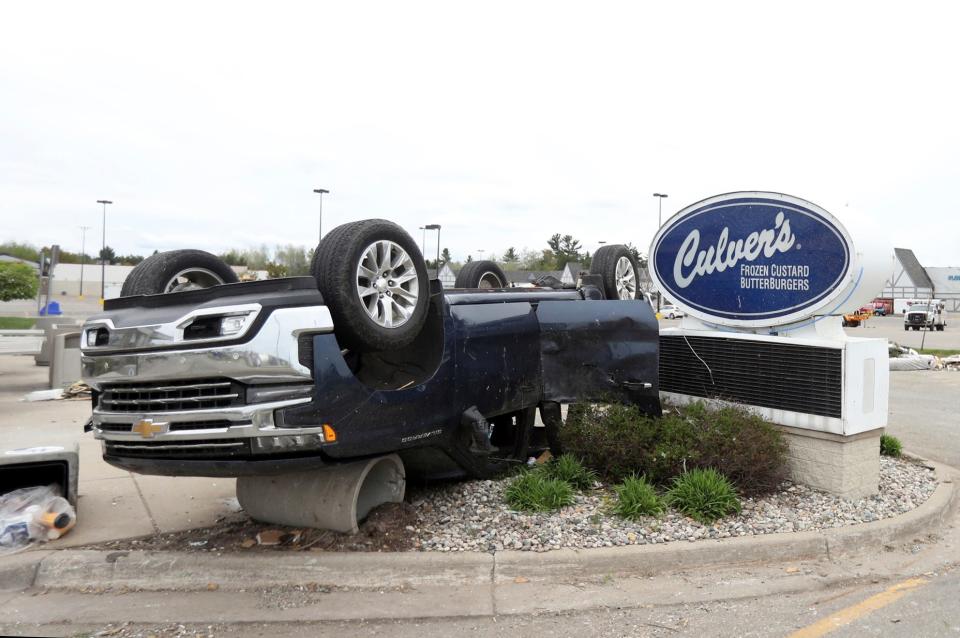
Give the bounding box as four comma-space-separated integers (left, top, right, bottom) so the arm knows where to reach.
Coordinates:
236, 454, 406, 534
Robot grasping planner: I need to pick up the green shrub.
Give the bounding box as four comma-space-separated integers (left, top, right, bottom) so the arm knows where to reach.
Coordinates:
880, 433, 903, 457
0, 263, 39, 302
560, 401, 787, 496
666, 468, 741, 524
687, 403, 788, 496
560, 403, 667, 482
613, 475, 663, 520
504, 471, 574, 512
537, 455, 597, 490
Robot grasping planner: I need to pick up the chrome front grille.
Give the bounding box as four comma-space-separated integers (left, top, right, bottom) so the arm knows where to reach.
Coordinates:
98, 379, 245, 413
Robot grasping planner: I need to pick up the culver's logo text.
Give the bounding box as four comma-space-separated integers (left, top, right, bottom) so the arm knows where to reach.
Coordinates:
649, 192, 854, 327
673, 211, 796, 288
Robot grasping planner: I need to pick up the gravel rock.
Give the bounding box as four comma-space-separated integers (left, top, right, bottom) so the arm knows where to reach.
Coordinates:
408, 457, 936, 552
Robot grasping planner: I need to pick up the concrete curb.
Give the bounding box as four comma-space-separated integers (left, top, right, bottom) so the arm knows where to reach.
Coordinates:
5, 460, 956, 593
0, 550, 52, 592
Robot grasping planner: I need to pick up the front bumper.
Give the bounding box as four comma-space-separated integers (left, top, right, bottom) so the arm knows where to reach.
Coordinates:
82, 305, 336, 473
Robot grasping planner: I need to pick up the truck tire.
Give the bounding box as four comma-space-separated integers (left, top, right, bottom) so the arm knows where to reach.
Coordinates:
591, 245, 641, 300
455, 260, 508, 289
120, 250, 239, 296
311, 219, 429, 352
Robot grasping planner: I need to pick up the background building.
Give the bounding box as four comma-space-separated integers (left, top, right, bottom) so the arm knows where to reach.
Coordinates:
880, 248, 960, 312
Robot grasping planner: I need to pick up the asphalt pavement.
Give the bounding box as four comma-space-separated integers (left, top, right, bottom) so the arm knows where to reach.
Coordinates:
887, 370, 960, 469
840, 313, 960, 351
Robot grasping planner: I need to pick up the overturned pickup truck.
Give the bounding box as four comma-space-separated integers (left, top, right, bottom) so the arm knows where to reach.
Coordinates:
80, 220, 659, 480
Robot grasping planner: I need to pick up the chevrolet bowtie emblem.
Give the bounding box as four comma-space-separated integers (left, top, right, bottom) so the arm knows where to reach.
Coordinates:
132, 419, 167, 439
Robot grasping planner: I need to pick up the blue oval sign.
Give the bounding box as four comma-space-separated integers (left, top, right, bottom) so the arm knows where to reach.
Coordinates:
649, 192, 854, 327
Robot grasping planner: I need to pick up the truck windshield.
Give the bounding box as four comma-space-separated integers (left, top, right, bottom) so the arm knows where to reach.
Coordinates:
910, 306, 930, 312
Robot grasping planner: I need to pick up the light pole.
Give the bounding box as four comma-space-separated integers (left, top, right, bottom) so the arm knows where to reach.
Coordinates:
96, 200, 112, 302
313, 188, 329, 242
653, 193, 668, 313
79, 225, 91, 298
424, 224, 441, 270
653, 193, 669, 228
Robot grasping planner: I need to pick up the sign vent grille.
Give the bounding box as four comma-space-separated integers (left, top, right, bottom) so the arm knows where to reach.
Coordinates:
659, 335, 842, 418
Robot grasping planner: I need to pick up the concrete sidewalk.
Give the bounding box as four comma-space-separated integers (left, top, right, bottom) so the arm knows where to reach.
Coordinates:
0, 354, 236, 547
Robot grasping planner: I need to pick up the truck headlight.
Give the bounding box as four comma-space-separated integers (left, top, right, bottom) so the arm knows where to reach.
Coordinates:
183, 311, 254, 340
219, 314, 249, 336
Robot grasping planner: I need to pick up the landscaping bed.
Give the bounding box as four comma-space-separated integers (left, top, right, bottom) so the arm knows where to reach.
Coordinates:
410, 455, 935, 552
82, 404, 936, 554
84, 455, 936, 554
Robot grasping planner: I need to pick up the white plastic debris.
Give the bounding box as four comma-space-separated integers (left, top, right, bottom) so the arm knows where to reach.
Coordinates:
0, 485, 76, 554
23, 389, 64, 402
889, 355, 938, 371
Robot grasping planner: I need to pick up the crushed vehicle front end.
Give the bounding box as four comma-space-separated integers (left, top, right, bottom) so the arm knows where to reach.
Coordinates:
81, 278, 336, 477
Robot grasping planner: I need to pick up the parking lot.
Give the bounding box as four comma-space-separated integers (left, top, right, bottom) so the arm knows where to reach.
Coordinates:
841, 313, 960, 349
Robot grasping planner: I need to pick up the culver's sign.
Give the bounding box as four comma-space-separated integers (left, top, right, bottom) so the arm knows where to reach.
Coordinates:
649, 192, 855, 327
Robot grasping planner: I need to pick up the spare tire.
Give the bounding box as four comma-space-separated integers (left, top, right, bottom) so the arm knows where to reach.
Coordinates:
120, 250, 239, 296
455, 260, 509, 289
311, 219, 429, 352
590, 245, 641, 300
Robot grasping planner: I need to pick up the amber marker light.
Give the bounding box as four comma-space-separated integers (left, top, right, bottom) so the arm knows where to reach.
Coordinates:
322, 424, 337, 443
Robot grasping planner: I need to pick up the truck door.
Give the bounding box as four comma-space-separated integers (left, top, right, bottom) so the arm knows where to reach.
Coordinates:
449, 301, 542, 417
537, 300, 660, 413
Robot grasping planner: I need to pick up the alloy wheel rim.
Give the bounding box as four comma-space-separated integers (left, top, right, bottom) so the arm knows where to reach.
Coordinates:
164, 268, 226, 293
478, 272, 503, 289
614, 256, 636, 300
356, 240, 419, 328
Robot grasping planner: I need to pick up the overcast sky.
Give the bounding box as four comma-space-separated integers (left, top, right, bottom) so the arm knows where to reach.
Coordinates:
2, 1, 959, 267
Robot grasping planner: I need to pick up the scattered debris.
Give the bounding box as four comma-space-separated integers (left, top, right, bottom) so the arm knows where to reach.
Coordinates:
255, 529, 285, 546
84, 502, 418, 553
23, 388, 64, 402
92, 622, 129, 637
943, 355, 960, 371
63, 381, 92, 400
888, 341, 946, 371
1, 485, 76, 554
